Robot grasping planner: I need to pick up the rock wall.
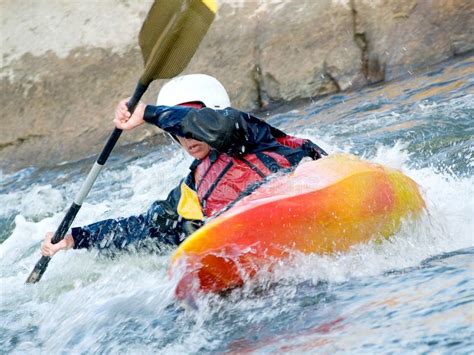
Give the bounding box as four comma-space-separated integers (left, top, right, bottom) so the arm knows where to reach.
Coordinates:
1, 0, 473, 172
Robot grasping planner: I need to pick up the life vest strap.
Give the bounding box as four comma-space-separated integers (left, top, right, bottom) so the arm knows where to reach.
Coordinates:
238, 157, 267, 178
201, 160, 234, 208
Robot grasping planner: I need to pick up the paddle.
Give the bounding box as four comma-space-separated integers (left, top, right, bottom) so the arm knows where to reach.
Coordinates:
26, 0, 217, 284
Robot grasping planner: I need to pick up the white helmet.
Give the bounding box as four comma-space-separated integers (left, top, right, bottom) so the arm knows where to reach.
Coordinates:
156, 74, 231, 109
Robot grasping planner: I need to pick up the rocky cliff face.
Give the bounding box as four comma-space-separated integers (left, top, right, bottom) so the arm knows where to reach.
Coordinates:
1, 0, 473, 172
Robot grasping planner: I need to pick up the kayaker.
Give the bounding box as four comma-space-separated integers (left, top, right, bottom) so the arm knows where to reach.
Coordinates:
41, 74, 327, 257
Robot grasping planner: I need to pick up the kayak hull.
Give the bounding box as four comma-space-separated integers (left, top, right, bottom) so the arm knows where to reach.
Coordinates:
170, 154, 425, 298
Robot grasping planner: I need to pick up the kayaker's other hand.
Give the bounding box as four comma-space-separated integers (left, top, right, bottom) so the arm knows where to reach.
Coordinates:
114, 98, 146, 130
41, 232, 75, 257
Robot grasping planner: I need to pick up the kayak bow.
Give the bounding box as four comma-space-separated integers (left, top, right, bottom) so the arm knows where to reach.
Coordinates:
170, 154, 425, 298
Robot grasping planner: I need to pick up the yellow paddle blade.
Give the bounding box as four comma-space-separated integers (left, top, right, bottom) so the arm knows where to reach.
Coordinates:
177, 183, 204, 221
139, 0, 217, 84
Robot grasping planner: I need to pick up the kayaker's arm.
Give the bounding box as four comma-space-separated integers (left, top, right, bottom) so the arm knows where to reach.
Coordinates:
69, 184, 186, 254
144, 106, 251, 155
144, 105, 327, 158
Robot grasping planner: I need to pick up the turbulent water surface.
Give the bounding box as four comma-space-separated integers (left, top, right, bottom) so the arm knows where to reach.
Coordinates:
1, 55, 473, 353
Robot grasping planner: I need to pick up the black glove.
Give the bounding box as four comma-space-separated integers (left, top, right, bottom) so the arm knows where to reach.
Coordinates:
302, 140, 327, 160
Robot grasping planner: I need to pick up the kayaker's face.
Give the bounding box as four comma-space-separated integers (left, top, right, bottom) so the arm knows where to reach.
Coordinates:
175, 102, 210, 159
177, 136, 210, 160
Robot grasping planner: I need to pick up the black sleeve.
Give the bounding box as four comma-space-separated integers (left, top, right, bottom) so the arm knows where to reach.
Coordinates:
143, 105, 277, 155
143, 105, 328, 159
180, 108, 251, 154
71, 182, 185, 254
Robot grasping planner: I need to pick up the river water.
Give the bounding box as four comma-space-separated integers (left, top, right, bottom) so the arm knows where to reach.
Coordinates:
1, 55, 473, 354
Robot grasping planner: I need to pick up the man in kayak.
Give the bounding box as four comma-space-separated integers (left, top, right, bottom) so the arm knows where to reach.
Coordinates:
41, 74, 326, 257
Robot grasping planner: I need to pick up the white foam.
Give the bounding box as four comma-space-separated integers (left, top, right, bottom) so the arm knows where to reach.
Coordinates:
0, 139, 472, 353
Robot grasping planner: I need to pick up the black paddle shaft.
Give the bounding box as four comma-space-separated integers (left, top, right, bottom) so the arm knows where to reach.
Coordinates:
26, 82, 148, 284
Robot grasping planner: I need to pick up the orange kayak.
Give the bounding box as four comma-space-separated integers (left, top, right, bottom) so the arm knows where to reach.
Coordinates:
170, 154, 425, 299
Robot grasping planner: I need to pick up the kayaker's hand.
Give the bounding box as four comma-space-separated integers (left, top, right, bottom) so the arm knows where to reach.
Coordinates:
114, 98, 146, 130
41, 232, 75, 257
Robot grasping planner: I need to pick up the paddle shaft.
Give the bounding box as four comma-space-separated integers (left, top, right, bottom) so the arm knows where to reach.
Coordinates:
26, 82, 148, 284
25, 0, 218, 284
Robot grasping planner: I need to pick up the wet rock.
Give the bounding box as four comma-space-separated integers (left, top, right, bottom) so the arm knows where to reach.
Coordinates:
0, 48, 162, 171
256, 0, 366, 104
353, 0, 474, 81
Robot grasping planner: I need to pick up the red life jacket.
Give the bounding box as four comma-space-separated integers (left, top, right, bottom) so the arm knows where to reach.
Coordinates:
193, 150, 295, 217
